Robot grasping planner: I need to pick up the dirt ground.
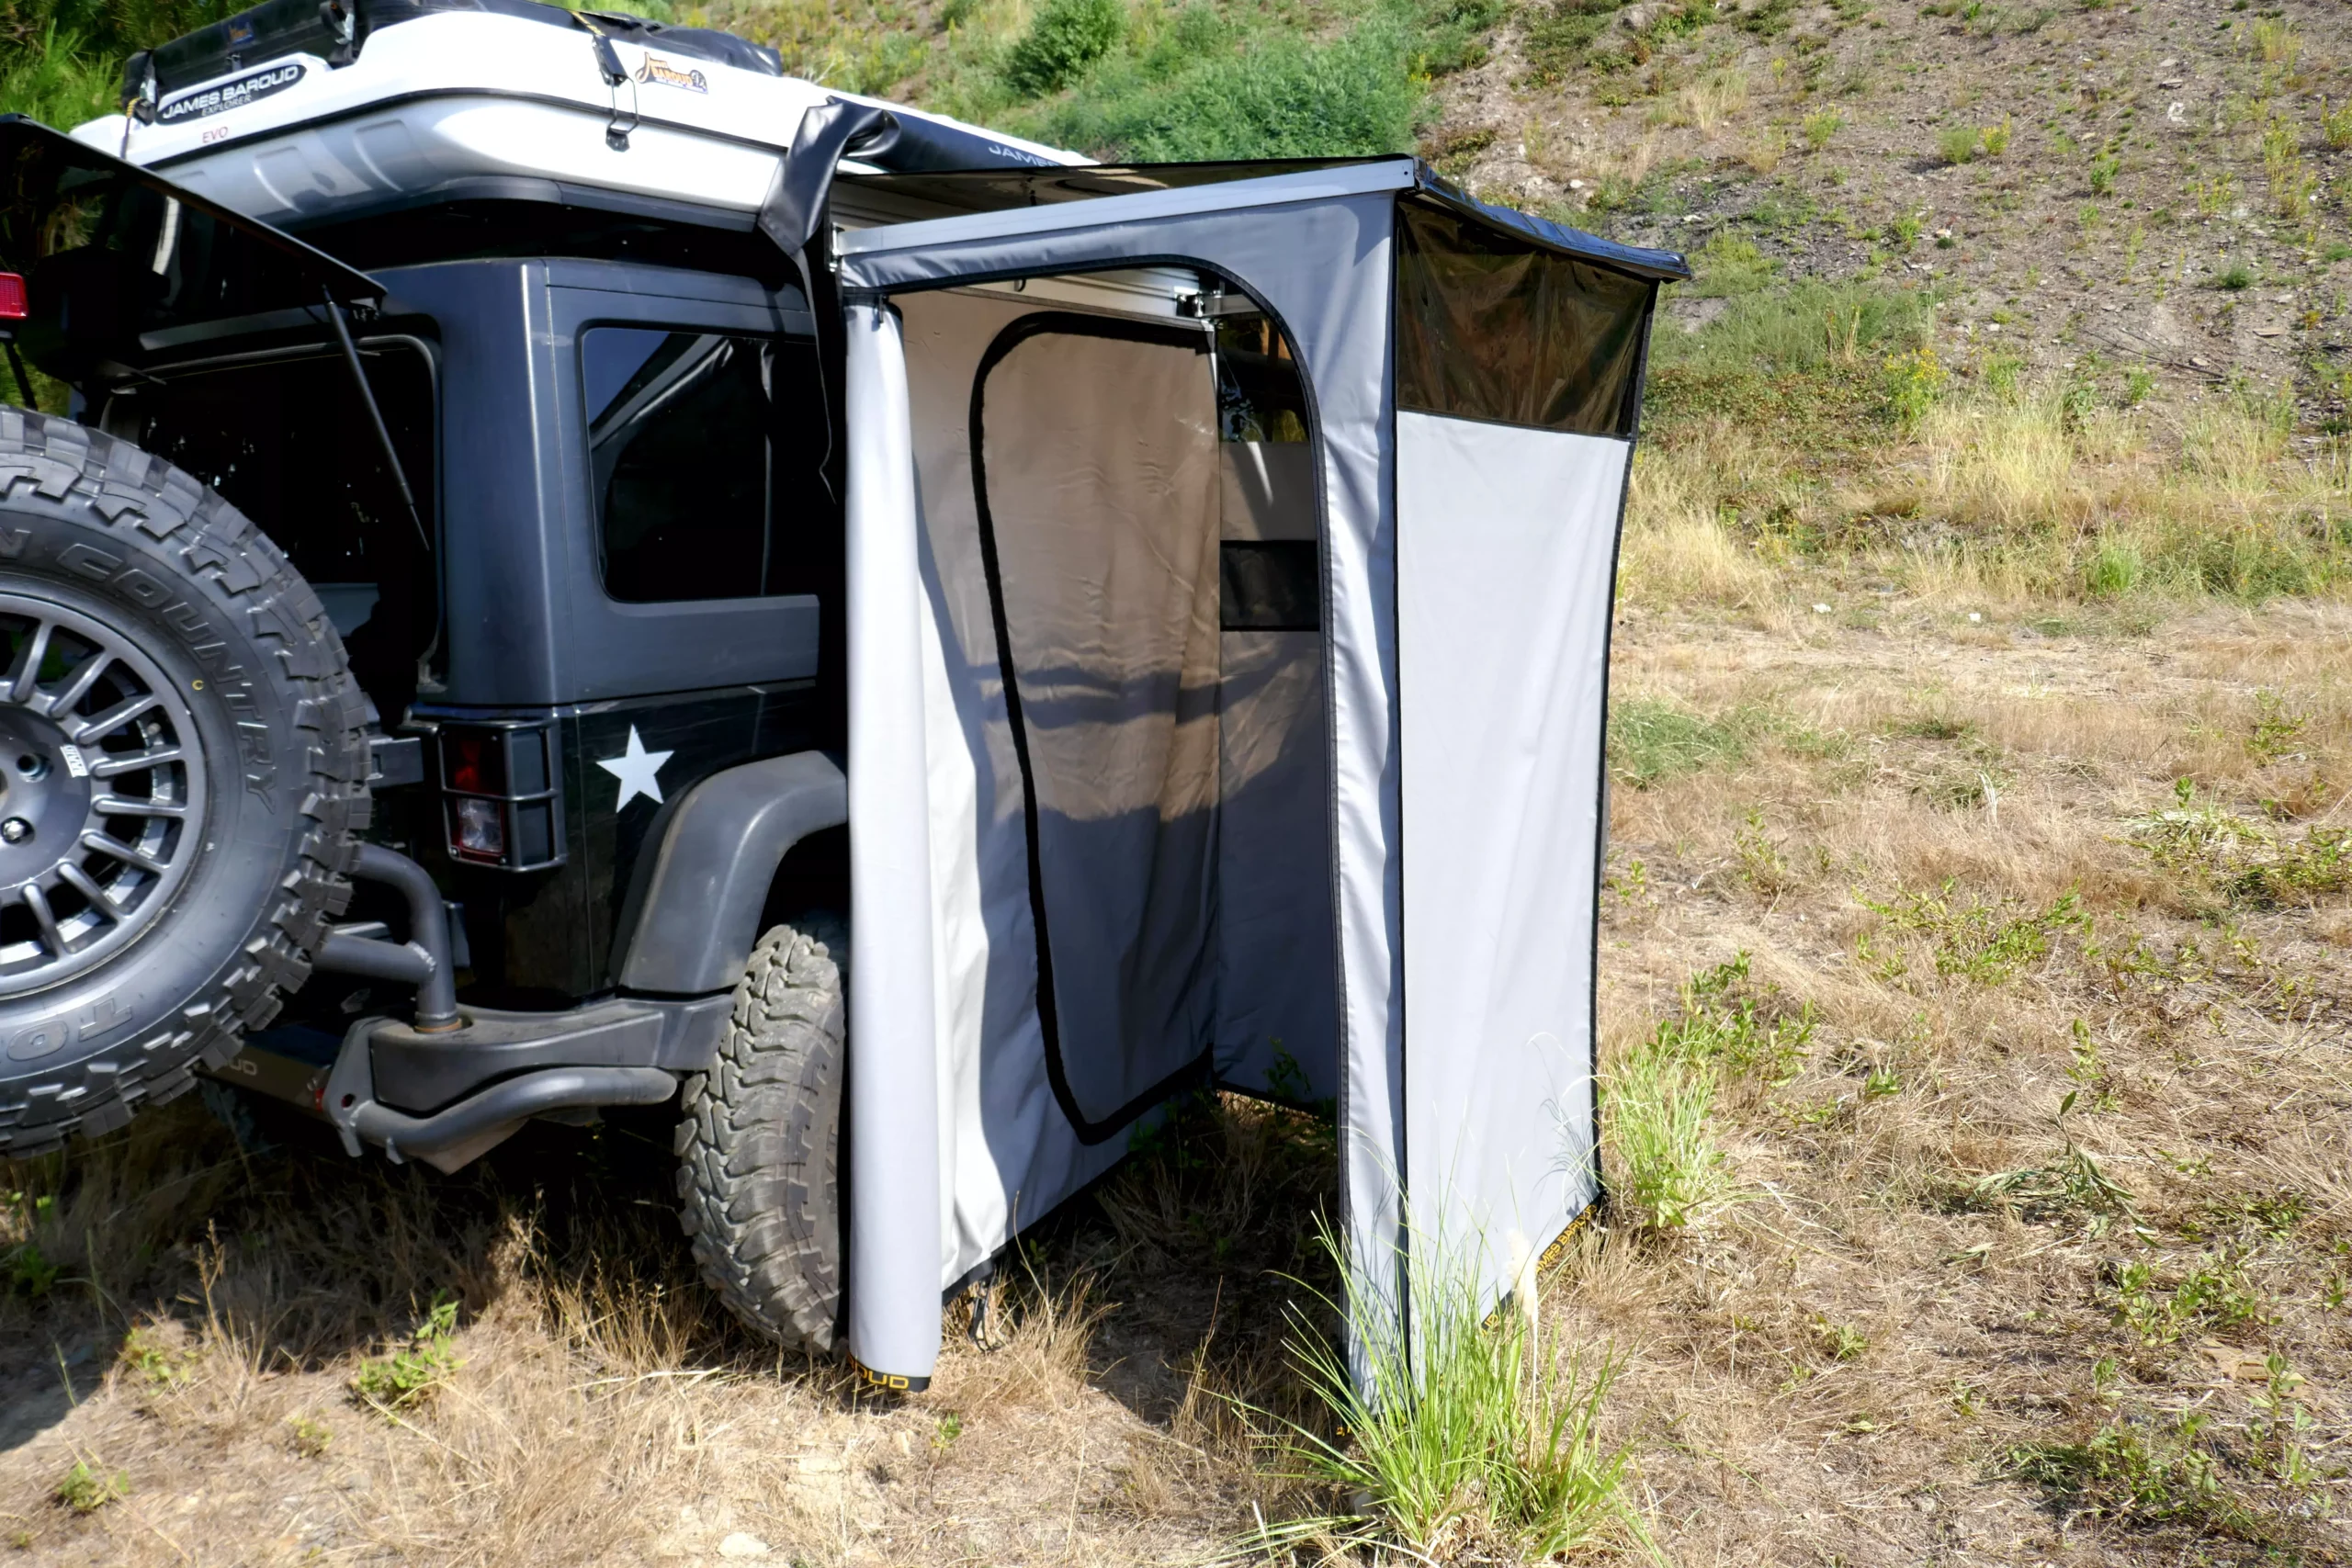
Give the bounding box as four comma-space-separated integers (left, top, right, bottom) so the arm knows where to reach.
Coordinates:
4, 592, 2349, 1565
7, 0, 2352, 1558
1430, 0, 2352, 415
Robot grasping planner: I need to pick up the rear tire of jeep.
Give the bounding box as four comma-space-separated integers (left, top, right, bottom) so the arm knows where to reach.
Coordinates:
675, 915, 847, 1354
0, 411, 370, 1155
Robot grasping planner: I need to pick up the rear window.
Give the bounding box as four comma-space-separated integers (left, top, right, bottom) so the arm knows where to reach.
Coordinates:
112, 343, 438, 717
581, 325, 829, 604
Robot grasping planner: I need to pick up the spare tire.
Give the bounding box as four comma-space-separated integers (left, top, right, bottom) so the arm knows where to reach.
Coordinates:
0, 411, 370, 1154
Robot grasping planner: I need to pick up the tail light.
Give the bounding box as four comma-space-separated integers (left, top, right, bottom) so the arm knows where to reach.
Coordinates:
0, 274, 25, 321
435, 722, 564, 871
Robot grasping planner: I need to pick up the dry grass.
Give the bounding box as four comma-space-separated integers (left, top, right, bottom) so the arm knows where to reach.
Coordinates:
1588, 598, 2352, 1564
1624, 376, 2351, 617
9, 593, 2347, 1565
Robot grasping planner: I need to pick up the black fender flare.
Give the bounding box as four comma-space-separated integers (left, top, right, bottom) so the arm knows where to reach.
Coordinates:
613, 750, 846, 994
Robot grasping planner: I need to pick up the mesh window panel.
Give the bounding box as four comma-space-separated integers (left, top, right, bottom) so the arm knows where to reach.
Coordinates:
1393, 197, 1653, 436
971, 314, 1223, 1139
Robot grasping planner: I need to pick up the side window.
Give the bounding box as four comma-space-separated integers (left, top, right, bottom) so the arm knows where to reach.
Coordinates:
582, 326, 826, 603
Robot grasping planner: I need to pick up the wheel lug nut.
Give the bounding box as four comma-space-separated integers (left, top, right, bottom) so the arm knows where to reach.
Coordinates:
0, 818, 29, 844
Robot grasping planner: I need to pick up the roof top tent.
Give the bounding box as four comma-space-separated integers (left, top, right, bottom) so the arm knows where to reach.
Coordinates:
824, 157, 1687, 1390
74, 0, 1079, 231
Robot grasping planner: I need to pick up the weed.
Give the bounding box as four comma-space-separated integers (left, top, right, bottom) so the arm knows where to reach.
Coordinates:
1883, 344, 1944, 426
2190, 1189, 2307, 1245
1885, 213, 1922, 248
2088, 152, 2119, 195
1736, 809, 1792, 895
1249, 1228, 1645, 1560
933, 1413, 966, 1449
351, 1292, 463, 1413
2111, 1253, 2275, 1345
2247, 16, 2299, 71
1980, 117, 2011, 155
2248, 1355, 2319, 1489
0, 24, 122, 134
1978, 1092, 2146, 1235
1037, 19, 1423, 158
287, 1416, 333, 1459
1690, 234, 1776, 297
1740, 128, 1786, 175
2219, 259, 2254, 291
1651, 277, 1934, 385
2065, 1019, 2117, 1111
1937, 124, 1982, 164
1802, 109, 1842, 149
2126, 779, 2350, 907
2245, 689, 2306, 762
1672, 65, 1752, 131
1813, 1318, 1868, 1360
6, 1235, 58, 1297
1649, 953, 1817, 1080
1520, 0, 1638, 88
2324, 98, 2352, 152
1860, 883, 2091, 986
2009, 1413, 2256, 1535
2191, 175, 2236, 222
53, 1461, 126, 1515
2260, 119, 2316, 220
120, 1327, 194, 1387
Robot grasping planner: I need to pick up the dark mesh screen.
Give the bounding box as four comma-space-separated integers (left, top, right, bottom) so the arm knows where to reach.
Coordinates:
1393, 197, 1652, 436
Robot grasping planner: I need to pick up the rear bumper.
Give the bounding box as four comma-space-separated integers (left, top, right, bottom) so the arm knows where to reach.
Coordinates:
206, 987, 727, 1169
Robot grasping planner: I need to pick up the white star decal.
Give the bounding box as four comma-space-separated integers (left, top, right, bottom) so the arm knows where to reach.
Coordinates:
596, 725, 673, 810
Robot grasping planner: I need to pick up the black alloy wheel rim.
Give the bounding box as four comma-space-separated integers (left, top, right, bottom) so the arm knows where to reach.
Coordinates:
0, 592, 207, 995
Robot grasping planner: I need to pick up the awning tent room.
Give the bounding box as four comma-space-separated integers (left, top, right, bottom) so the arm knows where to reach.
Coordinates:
829, 159, 1688, 1389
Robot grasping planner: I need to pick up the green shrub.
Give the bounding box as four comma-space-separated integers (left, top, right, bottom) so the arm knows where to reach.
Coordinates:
1801, 109, 1842, 148
1409, 0, 1507, 75
1518, 0, 1634, 87
1040, 21, 1422, 161
1002, 0, 1126, 96
1937, 124, 1981, 164
2088, 152, 2120, 195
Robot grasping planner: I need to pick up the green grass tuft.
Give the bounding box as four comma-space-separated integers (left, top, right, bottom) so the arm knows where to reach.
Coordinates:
1241, 1224, 1645, 1560
1608, 698, 1781, 787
